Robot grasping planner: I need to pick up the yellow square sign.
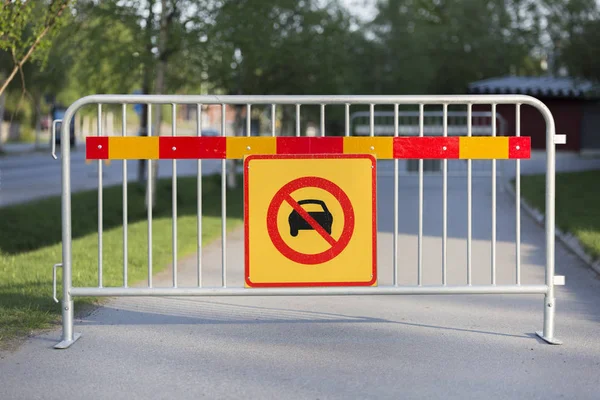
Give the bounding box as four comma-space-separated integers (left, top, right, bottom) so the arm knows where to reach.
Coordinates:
244, 154, 377, 287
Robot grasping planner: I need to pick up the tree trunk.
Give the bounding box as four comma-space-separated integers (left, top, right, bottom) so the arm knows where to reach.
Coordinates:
75, 112, 81, 141
0, 73, 5, 150
281, 106, 294, 137
138, 1, 155, 185
228, 105, 244, 189
137, 85, 150, 184
106, 112, 114, 136
145, 0, 169, 211
34, 95, 42, 149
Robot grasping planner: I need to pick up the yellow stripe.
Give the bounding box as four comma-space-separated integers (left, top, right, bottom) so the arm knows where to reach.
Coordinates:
227, 137, 276, 158
459, 137, 508, 159
343, 137, 393, 159
109, 137, 159, 160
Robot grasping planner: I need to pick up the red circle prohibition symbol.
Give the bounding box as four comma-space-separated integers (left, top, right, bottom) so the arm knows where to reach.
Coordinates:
267, 176, 355, 265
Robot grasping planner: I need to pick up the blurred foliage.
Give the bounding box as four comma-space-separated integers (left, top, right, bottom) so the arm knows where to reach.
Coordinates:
369, 0, 546, 94
0, 1, 73, 92
0, 1, 72, 66
555, 1, 600, 86
204, 0, 364, 94
1, 0, 600, 130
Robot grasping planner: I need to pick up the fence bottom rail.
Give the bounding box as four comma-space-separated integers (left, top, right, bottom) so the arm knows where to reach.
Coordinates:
69, 284, 548, 297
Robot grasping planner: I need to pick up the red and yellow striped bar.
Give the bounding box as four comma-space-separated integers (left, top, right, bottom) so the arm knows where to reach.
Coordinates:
86, 136, 530, 160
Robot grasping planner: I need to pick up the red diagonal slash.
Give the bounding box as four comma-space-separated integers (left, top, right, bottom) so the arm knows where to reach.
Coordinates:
284, 194, 337, 247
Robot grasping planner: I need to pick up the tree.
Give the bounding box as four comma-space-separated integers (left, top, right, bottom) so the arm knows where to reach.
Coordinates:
201, 0, 367, 186
0, 0, 73, 97
544, 0, 600, 83
204, 0, 367, 133
561, 18, 600, 84
369, 0, 544, 94
0, 1, 73, 150
69, 0, 213, 209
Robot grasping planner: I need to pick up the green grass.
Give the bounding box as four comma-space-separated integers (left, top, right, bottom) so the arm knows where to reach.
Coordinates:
0, 174, 243, 346
519, 170, 600, 261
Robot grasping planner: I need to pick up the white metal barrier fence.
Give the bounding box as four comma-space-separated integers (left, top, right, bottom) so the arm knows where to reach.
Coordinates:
52, 94, 563, 349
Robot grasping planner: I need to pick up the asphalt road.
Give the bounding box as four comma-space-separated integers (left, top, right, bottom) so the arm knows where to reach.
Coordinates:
0, 144, 224, 207
1, 166, 599, 399
3, 143, 600, 208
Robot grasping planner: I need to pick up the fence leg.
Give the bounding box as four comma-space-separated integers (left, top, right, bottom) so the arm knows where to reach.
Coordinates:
536, 295, 562, 345
54, 298, 81, 349
536, 111, 562, 345
54, 108, 82, 350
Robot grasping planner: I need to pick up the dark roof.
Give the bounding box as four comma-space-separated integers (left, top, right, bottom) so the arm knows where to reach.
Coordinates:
468, 75, 598, 98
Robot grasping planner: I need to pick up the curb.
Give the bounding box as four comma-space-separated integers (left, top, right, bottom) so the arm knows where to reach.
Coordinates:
504, 179, 600, 276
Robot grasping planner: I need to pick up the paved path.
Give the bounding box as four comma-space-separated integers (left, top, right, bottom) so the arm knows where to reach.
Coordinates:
1, 172, 599, 399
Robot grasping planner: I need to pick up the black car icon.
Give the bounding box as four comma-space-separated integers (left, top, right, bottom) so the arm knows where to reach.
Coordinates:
289, 199, 333, 237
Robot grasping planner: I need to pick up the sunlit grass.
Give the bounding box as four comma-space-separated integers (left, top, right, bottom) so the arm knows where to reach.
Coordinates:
518, 170, 600, 261
0, 174, 243, 346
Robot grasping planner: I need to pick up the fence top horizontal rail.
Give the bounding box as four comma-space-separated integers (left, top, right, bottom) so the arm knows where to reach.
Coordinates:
68, 94, 547, 106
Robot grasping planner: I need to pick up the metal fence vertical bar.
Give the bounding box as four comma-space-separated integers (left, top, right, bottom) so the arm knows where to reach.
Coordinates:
172, 103, 178, 288
516, 104, 521, 285
320, 104, 325, 136
246, 104, 251, 136
369, 104, 374, 137
442, 103, 448, 286
296, 104, 301, 136
122, 104, 128, 288
147, 103, 153, 288
271, 104, 276, 136
467, 103, 472, 286
197, 104, 203, 287
393, 103, 399, 286
345, 104, 350, 137
97, 104, 103, 288
221, 104, 227, 288
418, 104, 424, 286
492, 103, 497, 285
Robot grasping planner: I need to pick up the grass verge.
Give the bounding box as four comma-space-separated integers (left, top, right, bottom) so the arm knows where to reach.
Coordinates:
0, 174, 243, 347
518, 170, 600, 261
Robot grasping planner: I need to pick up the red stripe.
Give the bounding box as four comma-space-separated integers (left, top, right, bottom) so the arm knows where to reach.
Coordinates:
393, 137, 459, 159
86, 137, 108, 159
159, 137, 226, 159
276, 137, 343, 155
310, 137, 343, 153
508, 137, 530, 159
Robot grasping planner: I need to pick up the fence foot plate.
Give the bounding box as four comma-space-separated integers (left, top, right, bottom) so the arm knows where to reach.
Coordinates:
54, 332, 82, 349
536, 331, 562, 345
